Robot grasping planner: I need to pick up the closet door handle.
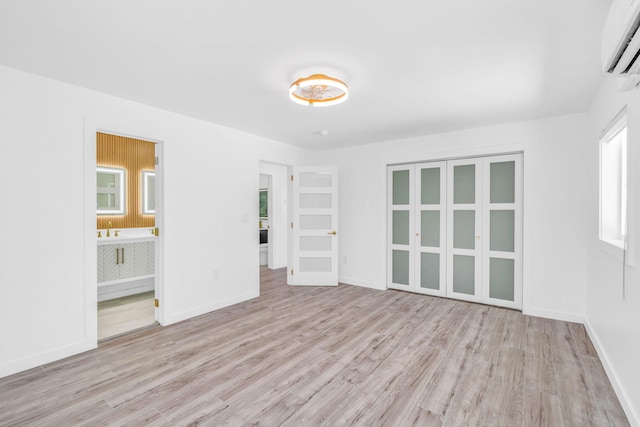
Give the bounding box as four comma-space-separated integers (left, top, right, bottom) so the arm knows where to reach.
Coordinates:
121, 248, 125, 264
116, 248, 119, 265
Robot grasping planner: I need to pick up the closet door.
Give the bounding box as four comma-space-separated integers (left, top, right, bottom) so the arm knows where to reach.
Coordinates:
388, 165, 414, 290
482, 154, 522, 309
414, 162, 446, 296
446, 158, 482, 302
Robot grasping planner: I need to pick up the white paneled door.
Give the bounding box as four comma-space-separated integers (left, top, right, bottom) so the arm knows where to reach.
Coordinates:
288, 166, 339, 286
387, 164, 415, 292
415, 162, 447, 297
481, 154, 523, 309
387, 162, 447, 297
388, 154, 522, 310
446, 158, 483, 303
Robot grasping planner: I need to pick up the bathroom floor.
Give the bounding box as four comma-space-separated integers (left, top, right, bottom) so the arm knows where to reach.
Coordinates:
98, 291, 156, 340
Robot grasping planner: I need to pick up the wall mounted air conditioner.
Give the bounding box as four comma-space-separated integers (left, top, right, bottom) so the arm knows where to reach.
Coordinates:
602, 0, 640, 90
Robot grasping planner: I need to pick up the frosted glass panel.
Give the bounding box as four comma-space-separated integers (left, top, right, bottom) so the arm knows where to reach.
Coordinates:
490, 258, 514, 301
300, 215, 331, 230
490, 161, 515, 203
392, 170, 410, 205
393, 211, 410, 245
420, 211, 440, 247
300, 172, 332, 187
300, 193, 332, 209
453, 255, 475, 295
421, 168, 440, 204
420, 253, 440, 290
392, 250, 409, 285
300, 257, 332, 272
453, 210, 475, 249
300, 236, 332, 251
490, 210, 515, 252
454, 165, 475, 204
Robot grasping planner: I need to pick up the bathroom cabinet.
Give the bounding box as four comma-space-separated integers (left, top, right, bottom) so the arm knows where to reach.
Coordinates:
97, 237, 155, 301
99, 243, 134, 282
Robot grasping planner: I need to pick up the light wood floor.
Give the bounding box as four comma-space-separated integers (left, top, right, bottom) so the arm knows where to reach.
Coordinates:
0, 267, 628, 426
98, 291, 156, 340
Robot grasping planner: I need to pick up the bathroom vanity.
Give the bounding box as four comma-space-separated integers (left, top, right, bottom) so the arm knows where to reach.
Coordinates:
97, 234, 155, 302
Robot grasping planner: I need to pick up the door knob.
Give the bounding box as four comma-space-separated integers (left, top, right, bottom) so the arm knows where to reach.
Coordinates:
327, 231, 337, 235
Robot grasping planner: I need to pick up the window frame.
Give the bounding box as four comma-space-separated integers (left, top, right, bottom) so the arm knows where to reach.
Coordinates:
598, 110, 628, 250
97, 166, 126, 215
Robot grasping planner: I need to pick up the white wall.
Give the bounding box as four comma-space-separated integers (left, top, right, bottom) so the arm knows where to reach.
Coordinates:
585, 76, 640, 426
259, 163, 288, 269
0, 65, 307, 377
313, 114, 590, 322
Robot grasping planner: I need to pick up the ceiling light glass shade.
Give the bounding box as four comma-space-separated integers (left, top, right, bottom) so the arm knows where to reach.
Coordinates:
289, 74, 349, 107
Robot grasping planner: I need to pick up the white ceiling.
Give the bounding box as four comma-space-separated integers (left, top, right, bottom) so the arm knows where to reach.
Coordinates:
0, 0, 611, 150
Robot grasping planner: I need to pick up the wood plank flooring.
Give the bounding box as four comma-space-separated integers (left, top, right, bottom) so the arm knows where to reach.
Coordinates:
98, 291, 156, 340
0, 267, 629, 426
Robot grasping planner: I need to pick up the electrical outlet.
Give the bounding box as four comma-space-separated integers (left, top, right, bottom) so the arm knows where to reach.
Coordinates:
213, 268, 219, 280
342, 256, 348, 264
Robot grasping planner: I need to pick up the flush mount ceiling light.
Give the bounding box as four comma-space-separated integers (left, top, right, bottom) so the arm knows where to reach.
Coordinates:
289, 74, 349, 107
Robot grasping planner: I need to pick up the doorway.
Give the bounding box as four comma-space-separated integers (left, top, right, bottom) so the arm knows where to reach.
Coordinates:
96, 132, 160, 340
258, 162, 289, 272
259, 174, 270, 268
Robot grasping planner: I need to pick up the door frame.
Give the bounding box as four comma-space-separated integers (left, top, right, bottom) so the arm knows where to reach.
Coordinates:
83, 117, 165, 347
381, 144, 533, 314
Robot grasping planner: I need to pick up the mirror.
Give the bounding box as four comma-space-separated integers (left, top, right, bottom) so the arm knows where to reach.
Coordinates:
259, 189, 268, 219
97, 167, 125, 215
142, 171, 155, 214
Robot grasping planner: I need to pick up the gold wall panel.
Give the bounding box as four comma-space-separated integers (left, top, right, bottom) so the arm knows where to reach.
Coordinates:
97, 132, 155, 230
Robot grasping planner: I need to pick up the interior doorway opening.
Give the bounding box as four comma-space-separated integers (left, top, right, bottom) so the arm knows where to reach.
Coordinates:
258, 162, 289, 272
96, 132, 160, 340
259, 173, 270, 267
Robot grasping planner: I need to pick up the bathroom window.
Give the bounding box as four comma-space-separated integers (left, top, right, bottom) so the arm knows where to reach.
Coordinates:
599, 111, 627, 249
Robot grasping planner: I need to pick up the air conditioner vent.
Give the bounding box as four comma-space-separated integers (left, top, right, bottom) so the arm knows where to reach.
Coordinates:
607, 11, 640, 73
602, 0, 640, 90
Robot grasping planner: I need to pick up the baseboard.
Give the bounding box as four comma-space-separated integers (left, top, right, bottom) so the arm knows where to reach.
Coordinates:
338, 276, 385, 290
584, 320, 639, 427
98, 277, 154, 302
522, 307, 584, 324
164, 290, 259, 326
0, 340, 95, 379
